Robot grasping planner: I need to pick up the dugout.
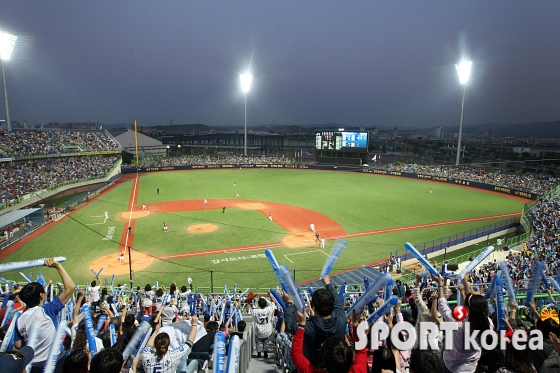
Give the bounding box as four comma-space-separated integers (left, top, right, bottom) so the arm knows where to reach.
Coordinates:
0, 208, 44, 249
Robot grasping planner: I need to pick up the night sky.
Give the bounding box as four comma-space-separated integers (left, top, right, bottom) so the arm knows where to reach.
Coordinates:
1, 1, 559, 129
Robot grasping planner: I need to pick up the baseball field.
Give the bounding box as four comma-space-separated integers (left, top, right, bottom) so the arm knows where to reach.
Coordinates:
0, 169, 526, 291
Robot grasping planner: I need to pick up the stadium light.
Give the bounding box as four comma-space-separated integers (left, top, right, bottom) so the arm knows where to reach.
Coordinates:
0, 31, 17, 131
240, 72, 252, 156
455, 60, 472, 166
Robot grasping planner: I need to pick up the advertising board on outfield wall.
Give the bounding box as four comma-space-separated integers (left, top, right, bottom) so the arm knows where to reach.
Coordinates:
122, 164, 296, 173
364, 168, 536, 200
121, 164, 536, 200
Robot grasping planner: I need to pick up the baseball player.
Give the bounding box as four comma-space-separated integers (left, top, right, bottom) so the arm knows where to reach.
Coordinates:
118, 248, 125, 264
310, 223, 315, 233
104, 210, 109, 220
142, 203, 146, 210
163, 222, 168, 232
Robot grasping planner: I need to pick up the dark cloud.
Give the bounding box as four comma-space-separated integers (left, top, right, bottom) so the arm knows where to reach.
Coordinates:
1, 1, 559, 128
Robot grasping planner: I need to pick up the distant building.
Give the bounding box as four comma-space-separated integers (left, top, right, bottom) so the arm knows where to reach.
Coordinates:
162, 131, 285, 155
513, 147, 531, 154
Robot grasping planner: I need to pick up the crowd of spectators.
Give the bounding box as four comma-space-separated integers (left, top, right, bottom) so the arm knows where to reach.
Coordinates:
0, 155, 119, 201
4, 232, 560, 373
0, 130, 119, 159
122, 154, 295, 168
384, 163, 559, 195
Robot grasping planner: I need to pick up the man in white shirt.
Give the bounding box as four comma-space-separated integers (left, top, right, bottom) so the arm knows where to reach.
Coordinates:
15, 258, 76, 373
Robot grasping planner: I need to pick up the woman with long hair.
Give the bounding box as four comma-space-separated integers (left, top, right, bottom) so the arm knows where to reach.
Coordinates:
141, 315, 200, 373
434, 274, 493, 373
496, 329, 536, 373
72, 330, 88, 350
143, 284, 154, 316
169, 283, 177, 305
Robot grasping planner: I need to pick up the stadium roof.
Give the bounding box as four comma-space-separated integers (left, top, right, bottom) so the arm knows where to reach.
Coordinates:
0, 208, 41, 227
113, 129, 162, 148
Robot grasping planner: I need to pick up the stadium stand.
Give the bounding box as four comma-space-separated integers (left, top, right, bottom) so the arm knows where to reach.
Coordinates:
2, 131, 560, 372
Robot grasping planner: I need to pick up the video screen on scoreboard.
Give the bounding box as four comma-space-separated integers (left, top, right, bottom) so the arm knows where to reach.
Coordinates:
315, 131, 368, 152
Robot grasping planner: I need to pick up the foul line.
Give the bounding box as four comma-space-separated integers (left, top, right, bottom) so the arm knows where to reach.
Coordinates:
160, 212, 519, 260
337, 212, 520, 239
122, 172, 139, 254
284, 250, 328, 264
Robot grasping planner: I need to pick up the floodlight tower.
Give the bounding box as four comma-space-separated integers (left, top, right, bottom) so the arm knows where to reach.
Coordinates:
455, 60, 472, 166
239, 72, 253, 156
0, 32, 17, 131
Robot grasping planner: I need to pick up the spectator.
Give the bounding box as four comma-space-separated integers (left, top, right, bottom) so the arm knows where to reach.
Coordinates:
141, 315, 199, 373
250, 294, 276, 358
435, 274, 492, 373
89, 348, 124, 373
61, 349, 90, 373
15, 258, 76, 373
408, 348, 442, 373
291, 305, 366, 373
301, 275, 347, 369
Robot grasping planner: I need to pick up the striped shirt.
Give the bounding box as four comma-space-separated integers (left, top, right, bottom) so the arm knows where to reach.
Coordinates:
250, 301, 276, 339
141, 341, 193, 373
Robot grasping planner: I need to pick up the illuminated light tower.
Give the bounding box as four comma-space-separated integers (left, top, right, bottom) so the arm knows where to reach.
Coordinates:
0, 32, 17, 131
455, 60, 472, 166
239, 72, 253, 156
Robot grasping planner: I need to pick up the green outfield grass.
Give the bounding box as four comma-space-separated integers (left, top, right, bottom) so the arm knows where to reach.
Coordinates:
0, 169, 525, 289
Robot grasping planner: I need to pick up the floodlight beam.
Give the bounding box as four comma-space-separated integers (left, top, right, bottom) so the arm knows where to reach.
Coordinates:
455, 60, 471, 166
240, 72, 253, 156
0, 32, 16, 131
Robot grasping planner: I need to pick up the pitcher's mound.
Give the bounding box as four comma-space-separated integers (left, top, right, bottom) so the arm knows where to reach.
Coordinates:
282, 231, 318, 248
188, 224, 218, 233
119, 211, 150, 219
89, 251, 156, 275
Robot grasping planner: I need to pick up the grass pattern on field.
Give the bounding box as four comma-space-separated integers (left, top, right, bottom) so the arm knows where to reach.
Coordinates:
0, 169, 524, 288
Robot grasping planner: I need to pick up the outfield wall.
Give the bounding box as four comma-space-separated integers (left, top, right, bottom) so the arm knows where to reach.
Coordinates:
121, 163, 537, 200
363, 168, 537, 200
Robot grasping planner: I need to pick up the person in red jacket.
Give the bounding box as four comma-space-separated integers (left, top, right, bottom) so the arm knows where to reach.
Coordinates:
291, 307, 367, 373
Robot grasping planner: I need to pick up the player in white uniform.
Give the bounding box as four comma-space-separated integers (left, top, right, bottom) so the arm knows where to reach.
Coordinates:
142, 203, 147, 210
104, 210, 109, 220
321, 237, 325, 249
163, 223, 168, 232
141, 316, 199, 373
268, 213, 273, 222
310, 223, 315, 233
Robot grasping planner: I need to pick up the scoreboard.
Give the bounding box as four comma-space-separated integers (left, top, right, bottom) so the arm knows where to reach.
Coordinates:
315, 131, 368, 153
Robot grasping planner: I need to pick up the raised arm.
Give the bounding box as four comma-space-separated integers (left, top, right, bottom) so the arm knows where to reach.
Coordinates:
413, 274, 430, 315
72, 291, 84, 327
45, 258, 75, 304
187, 315, 199, 344
145, 324, 162, 348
